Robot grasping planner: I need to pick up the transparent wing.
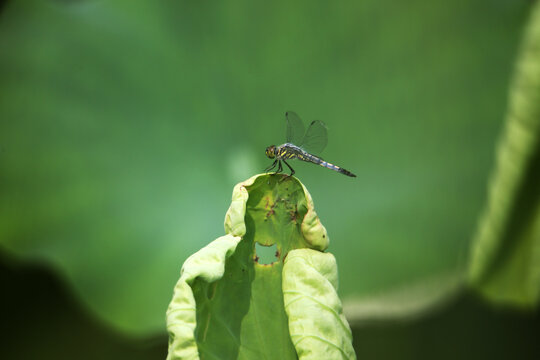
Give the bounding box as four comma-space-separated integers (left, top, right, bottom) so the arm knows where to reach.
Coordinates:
286, 111, 305, 145
301, 120, 328, 154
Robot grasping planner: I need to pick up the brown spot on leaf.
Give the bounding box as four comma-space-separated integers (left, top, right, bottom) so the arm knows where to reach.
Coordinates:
290, 210, 297, 222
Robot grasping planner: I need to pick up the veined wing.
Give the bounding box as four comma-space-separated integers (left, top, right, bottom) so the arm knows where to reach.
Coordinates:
300, 120, 328, 155
286, 111, 305, 145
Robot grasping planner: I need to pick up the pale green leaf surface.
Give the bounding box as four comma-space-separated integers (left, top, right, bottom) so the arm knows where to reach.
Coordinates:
468, 1, 540, 307
167, 174, 353, 359
166, 234, 242, 360
283, 249, 355, 360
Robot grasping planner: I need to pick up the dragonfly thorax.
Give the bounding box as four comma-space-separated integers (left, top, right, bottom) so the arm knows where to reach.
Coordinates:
265, 145, 276, 159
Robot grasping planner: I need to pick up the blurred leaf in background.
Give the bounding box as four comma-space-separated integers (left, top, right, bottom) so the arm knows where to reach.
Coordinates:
468, 1, 540, 308
0, 0, 531, 340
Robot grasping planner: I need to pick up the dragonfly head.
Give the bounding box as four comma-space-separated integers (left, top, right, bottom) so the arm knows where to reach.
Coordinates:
265, 145, 276, 159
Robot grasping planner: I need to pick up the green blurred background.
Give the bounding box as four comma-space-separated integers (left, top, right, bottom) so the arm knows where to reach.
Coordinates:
1, 0, 539, 358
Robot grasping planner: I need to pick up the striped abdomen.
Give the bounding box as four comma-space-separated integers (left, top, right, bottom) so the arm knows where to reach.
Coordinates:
297, 152, 357, 177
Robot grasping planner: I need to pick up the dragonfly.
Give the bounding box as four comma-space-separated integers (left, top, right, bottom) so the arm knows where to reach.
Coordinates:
265, 111, 356, 177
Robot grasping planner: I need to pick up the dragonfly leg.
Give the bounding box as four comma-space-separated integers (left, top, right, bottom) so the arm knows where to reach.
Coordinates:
264, 160, 278, 172
282, 159, 295, 177
274, 160, 283, 174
